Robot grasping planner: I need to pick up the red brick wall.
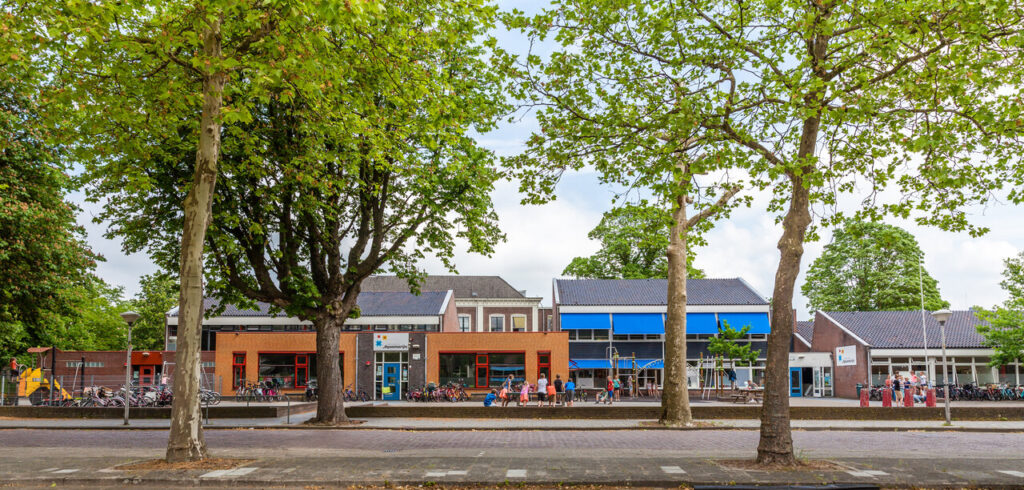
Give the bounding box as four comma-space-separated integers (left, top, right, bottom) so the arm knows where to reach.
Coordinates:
214, 332, 357, 395
810, 312, 870, 398
426, 332, 569, 389
440, 295, 459, 332
455, 306, 476, 332
482, 306, 535, 332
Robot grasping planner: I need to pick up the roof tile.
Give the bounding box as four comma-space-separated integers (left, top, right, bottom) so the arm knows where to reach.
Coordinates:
555, 278, 768, 306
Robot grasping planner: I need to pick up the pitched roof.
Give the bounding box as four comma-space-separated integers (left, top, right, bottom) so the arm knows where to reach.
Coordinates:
822, 310, 988, 349
554, 278, 768, 306
362, 275, 529, 299
795, 320, 814, 345
168, 291, 448, 318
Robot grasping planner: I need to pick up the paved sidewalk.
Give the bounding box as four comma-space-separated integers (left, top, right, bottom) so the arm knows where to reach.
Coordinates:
3, 414, 1024, 431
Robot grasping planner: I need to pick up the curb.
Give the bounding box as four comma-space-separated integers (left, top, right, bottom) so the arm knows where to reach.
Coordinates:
1, 424, 1022, 432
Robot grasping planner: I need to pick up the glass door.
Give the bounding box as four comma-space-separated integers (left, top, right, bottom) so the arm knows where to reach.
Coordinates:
475, 354, 489, 388
789, 367, 802, 397
383, 363, 400, 400
812, 368, 822, 397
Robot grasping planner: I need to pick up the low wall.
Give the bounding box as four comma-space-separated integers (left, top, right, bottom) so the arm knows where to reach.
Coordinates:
0, 402, 317, 419
344, 405, 1024, 421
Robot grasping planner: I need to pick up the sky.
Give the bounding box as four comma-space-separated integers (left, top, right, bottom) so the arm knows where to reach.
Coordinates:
68, 2, 1024, 320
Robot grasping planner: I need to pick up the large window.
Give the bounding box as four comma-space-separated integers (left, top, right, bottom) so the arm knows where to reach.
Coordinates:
537, 352, 550, 380
458, 315, 471, 332
440, 352, 525, 388
489, 315, 505, 332
258, 353, 342, 389
568, 329, 610, 341
232, 353, 246, 389
512, 315, 527, 332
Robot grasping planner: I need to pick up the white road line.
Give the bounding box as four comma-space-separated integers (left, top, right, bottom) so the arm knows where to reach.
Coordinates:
97, 468, 121, 473
447, 470, 468, 476
506, 469, 527, 478
53, 469, 79, 474
661, 466, 687, 474
846, 470, 888, 478
40, 468, 58, 473
999, 471, 1024, 478
200, 467, 259, 478
200, 470, 230, 478
282, 468, 296, 473
425, 471, 447, 478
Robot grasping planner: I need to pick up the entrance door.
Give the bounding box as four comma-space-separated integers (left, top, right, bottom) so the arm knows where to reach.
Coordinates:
139, 366, 154, 386
382, 362, 401, 400
789, 367, 802, 397
812, 367, 823, 397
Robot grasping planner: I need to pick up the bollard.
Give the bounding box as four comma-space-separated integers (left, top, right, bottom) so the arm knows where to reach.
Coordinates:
287, 395, 291, 424
882, 387, 892, 407
926, 388, 937, 407
859, 386, 869, 407
904, 387, 914, 407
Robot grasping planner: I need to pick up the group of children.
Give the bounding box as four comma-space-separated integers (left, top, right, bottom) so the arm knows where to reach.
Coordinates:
484, 373, 577, 407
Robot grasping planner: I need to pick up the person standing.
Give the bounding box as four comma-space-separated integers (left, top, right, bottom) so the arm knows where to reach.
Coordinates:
519, 381, 530, 407
605, 377, 614, 405
612, 377, 621, 401
553, 374, 564, 406
536, 373, 548, 407
564, 378, 576, 407
893, 374, 904, 405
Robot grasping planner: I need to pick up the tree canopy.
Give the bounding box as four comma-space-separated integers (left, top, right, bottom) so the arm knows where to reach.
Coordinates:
563, 203, 705, 280
801, 220, 948, 313
976, 251, 1024, 365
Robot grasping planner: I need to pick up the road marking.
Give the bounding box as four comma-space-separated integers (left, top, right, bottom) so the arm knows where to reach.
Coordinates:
97, 468, 121, 473
661, 466, 687, 474
282, 468, 296, 473
846, 470, 888, 477
40, 468, 58, 473
425, 471, 447, 478
447, 470, 468, 476
201, 467, 259, 478
506, 469, 527, 478
53, 469, 79, 474
999, 471, 1024, 478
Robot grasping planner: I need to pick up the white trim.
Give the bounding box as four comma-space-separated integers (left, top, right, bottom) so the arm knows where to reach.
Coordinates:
510, 313, 528, 332
736, 277, 770, 304
552, 278, 560, 305
793, 332, 812, 348
818, 311, 871, 347
452, 298, 543, 307
439, 290, 454, 315
531, 307, 539, 333
170, 314, 440, 326
457, 314, 472, 333
558, 304, 770, 314
476, 305, 483, 332
870, 348, 995, 357
488, 314, 505, 332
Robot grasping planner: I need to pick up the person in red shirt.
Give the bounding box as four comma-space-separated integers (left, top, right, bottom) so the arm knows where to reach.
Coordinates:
605, 378, 614, 405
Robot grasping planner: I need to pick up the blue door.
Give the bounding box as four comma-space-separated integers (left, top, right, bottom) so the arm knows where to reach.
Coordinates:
383, 362, 400, 400
789, 367, 802, 397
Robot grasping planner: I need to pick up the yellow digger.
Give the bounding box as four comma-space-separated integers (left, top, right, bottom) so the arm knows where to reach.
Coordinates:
17, 347, 71, 405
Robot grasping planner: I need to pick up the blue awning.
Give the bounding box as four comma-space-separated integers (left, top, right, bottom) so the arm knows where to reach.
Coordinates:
718, 312, 771, 334
569, 359, 665, 370
569, 359, 612, 369
559, 313, 611, 330
612, 313, 664, 335
686, 313, 719, 334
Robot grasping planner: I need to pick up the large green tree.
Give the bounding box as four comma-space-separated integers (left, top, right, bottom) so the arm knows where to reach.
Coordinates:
976, 251, 1024, 366
505, 1, 745, 427
675, 0, 1024, 464
563, 203, 705, 280
802, 220, 948, 312
86, 1, 506, 425
30, 0, 375, 461
124, 273, 180, 352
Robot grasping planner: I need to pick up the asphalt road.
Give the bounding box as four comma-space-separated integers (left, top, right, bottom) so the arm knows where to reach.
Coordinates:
2, 429, 1023, 487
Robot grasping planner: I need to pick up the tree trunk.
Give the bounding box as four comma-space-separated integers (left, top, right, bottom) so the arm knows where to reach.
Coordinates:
165, 20, 224, 463
756, 115, 818, 466
313, 314, 348, 424
660, 178, 692, 426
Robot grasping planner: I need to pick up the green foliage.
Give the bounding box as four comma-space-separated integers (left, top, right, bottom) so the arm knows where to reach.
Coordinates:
707, 322, 760, 368
976, 251, 1024, 365
124, 273, 179, 351
82, 1, 507, 322
801, 220, 948, 313
563, 203, 704, 279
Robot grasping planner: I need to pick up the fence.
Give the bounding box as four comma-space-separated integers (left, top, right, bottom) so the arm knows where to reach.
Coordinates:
3, 369, 222, 406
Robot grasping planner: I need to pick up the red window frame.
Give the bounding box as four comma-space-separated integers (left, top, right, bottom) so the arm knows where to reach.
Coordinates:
537, 351, 551, 382
232, 352, 246, 389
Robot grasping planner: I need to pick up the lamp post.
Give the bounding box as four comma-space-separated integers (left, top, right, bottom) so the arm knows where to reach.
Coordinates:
931, 309, 952, 425
120, 311, 140, 426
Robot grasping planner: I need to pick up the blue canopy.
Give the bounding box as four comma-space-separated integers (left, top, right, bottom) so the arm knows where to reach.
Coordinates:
686, 313, 719, 334
569, 359, 611, 369
618, 358, 663, 369
612, 313, 664, 334
718, 312, 771, 334
560, 313, 611, 330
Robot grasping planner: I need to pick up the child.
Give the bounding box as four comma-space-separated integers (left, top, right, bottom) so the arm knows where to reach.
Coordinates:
546, 381, 556, 407
519, 382, 530, 406
484, 389, 497, 407
564, 378, 575, 407
499, 386, 511, 407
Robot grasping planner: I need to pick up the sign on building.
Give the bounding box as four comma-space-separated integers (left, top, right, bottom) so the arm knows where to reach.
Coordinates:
836, 345, 857, 366
373, 333, 409, 352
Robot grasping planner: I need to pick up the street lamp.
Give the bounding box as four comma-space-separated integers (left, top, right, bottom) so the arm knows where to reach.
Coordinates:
931, 309, 952, 425
120, 311, 140, 426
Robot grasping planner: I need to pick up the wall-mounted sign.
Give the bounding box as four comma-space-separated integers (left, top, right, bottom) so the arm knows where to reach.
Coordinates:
836, 345, 857, 366
373, 333, 409, 352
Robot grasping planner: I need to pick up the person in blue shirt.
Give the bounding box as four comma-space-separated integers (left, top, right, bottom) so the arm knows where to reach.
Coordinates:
564, 379, 576, 407
484, 389, 497, 407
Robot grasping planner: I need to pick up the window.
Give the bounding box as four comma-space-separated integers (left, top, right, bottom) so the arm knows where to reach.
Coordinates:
65, 361, 103, 368
258, 353, 339, 389
201, 362, 215, 369
232, 353, 246, 389
439, 353, 475, 385
442, 352, 525, 388
458, 315, 471, 332
537, 352, 551, 381
166, 337, 177, 351
511, 315, 527, 332
489, 315, 505, 332
594, 329, 609, 340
